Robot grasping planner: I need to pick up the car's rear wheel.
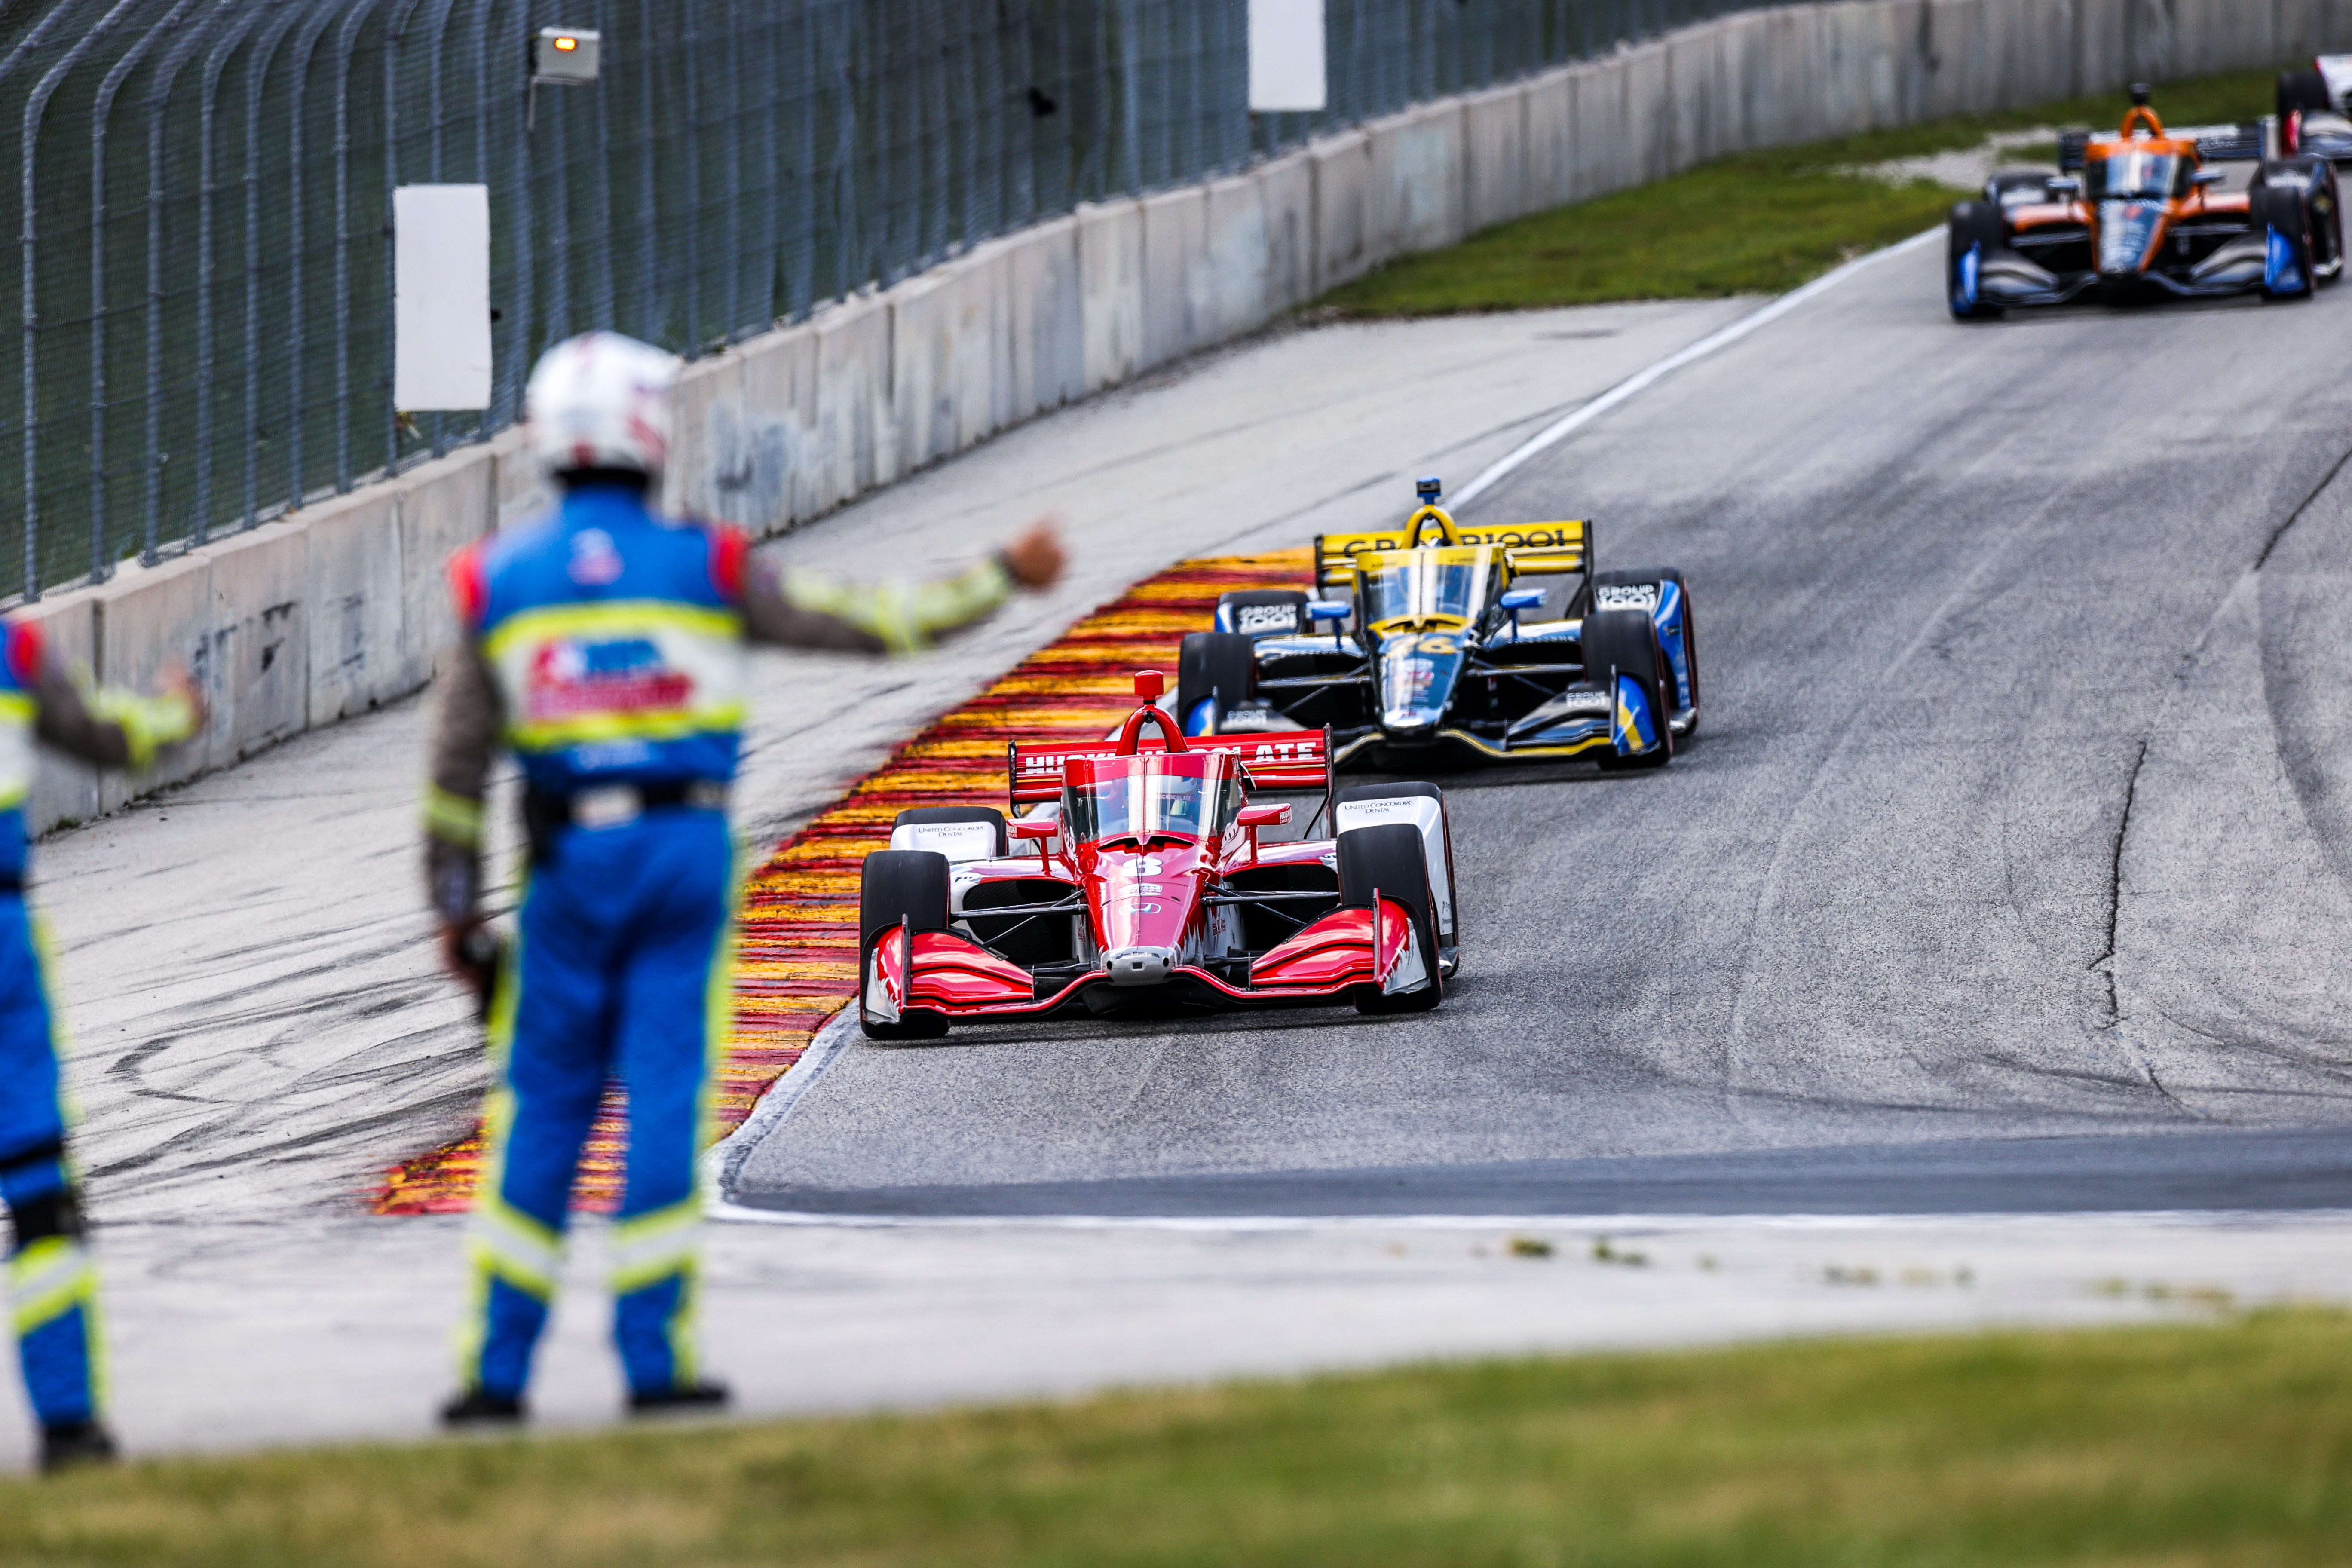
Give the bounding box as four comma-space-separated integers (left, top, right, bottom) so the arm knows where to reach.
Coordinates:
1946, 199, 2007, 320
2281, 67, 2333, 125
1583, 608, 1675, 771
890, 805, 1008, 858
1336, 822, 1442, 1014
1215, 588, 1311, 640
1177, 631, 1258, 735
858, 849, 952, 1040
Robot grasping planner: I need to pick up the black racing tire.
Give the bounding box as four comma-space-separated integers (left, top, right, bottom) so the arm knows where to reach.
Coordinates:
858, 849, 952, 1040
1582, 608, 1675, 771
1592, 566, 1698, 738
2281, 67, 2333, 123
1336, 822, 1442, 1014
1337, 781, 1456, 959
2255, 182, 2319, 300
1216, 588, 1311, 640
1946, 199, 2007, 320
890, 805, 1008, 858
1176, 631, 1258, 735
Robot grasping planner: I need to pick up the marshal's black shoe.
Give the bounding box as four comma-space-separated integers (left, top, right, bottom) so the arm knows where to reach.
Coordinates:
627, 1379, 730, 1415
438, 1387, 526, 1428
39, 1420, 117, 1473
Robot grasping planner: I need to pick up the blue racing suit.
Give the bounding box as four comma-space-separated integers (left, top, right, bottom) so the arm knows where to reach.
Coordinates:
0, 618, 197, 1435
426, 477, 1014, 1401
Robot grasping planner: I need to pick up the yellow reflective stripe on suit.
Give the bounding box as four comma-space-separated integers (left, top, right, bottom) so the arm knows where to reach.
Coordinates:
610, 1198, 701, 1294
466, 1195, 564, 1299
10, 1235, 94, 1335
0, 690, 36, 811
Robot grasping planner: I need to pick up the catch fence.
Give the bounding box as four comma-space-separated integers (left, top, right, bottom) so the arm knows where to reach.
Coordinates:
0, 0, 1773, 601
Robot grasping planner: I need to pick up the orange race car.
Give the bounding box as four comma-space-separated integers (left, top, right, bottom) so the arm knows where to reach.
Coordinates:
1946, 86, 2342, 316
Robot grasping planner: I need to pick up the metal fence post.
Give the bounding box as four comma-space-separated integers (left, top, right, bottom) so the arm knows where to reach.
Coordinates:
679, 0, 702, 353
386, 0, 426, 476
586, 0, 615, 334
92, 14, 177, 573
23, 0, 150, 595
502, 0, 534, 420
195, 3, 282, 548
140, 2, 236, 562
417, 0, 459, 456
630, 0, 656, 342
332, 0, 389, 497
284, 1, 351, 516
720, 0, 744, 342
245, 3, 314, 531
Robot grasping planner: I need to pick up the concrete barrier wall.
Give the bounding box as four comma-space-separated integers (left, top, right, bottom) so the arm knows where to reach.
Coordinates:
23, 439, 513, 828
24, 0, 2345, 835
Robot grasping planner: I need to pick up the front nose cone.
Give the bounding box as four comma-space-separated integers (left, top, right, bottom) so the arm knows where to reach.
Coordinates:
2096, 200, 2161, 276
1105, 946, 1176, 986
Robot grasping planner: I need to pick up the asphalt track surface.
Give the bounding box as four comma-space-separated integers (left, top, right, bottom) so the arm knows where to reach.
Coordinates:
739, 242, 2352, 1219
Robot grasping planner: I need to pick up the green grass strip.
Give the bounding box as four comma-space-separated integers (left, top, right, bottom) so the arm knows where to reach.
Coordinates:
1322, 67, 2283, 315
10, 1308, 2352, 1565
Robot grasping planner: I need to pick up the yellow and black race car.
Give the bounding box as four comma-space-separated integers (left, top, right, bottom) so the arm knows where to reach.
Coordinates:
1948, 86, 2342, 315
1175, 478, 1698, 772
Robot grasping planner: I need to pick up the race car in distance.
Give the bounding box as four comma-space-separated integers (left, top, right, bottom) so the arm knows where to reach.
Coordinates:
1170, 476, 1697, 772
2279, 59, 2352, 162
1947, 86, 2343, 316
855, 670, 1458, 1037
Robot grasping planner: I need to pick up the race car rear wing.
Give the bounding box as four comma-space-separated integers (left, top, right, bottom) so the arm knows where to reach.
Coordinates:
2058, 121, 2266, 169
1008, 727, 1332, 805
1313, 519, 1591, 591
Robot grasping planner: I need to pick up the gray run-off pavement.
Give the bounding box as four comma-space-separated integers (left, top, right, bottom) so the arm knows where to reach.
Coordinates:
738, 246, 2352, 1219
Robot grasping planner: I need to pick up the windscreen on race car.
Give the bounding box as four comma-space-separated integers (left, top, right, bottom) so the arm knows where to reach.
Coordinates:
2087, 150, 2187, 200
1060, 753, 1242, 845
1355, 547, 1497, 628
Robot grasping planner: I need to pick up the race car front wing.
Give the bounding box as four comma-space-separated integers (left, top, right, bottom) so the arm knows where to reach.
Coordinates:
861, 894, 1427, 1024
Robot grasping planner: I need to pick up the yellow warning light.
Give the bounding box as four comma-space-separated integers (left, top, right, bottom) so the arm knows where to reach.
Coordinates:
531, 26, 600, 95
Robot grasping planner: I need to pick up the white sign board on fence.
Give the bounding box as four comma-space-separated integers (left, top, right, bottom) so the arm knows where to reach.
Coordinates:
394, 184, 491, 411
1248, 0, 1326, 113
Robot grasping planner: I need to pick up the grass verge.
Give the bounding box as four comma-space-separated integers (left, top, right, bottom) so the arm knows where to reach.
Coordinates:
11, 1308, 2352, 1565
1321, 67, 2281, 314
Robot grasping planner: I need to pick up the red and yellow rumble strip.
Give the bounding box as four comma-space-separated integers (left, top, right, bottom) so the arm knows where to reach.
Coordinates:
371, 549, 1311, 1215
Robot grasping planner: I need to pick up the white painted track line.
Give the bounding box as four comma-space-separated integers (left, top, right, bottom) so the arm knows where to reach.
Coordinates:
1451, 227, 1945, 508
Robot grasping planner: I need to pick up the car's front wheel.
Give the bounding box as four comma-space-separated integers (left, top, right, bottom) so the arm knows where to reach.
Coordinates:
1337, 822, 1443, 1015
1593, 566, 1698, 738
1584, 609, 1675, 771
1946, 199, 2008, 320
858, 850, 953, 1040
2256, 181, 2321, 300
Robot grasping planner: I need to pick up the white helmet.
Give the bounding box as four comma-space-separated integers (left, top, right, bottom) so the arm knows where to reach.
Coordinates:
522, 331, 682, 479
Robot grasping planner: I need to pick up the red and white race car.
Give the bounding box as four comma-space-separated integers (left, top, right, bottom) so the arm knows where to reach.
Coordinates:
856, 671, 1458, 1037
